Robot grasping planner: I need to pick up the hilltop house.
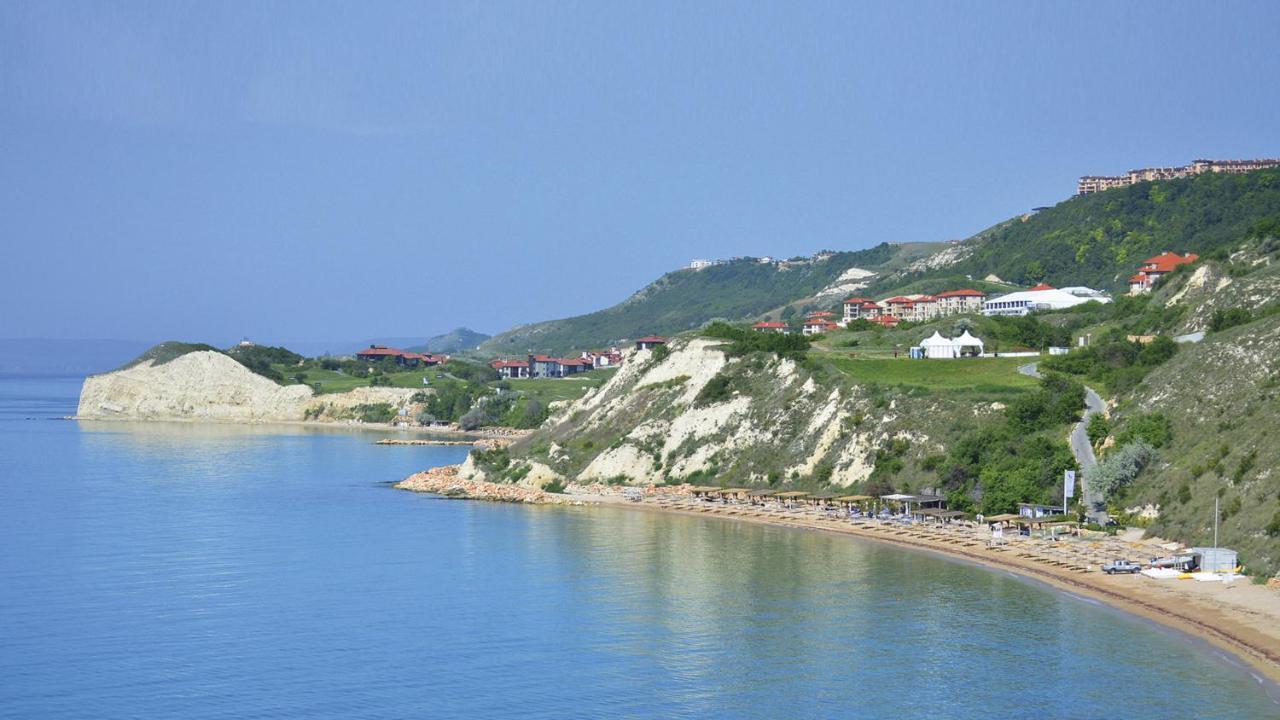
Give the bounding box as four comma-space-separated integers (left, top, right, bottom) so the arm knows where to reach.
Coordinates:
752, 321, 790, 334
355, 345, 446, 367
635, 336, 667, 351
801, 318, 840, 336
1128, 251, 1199, 295
982, 283, 1112, 316
583, 348, 624, 368
490, 359, 530, 379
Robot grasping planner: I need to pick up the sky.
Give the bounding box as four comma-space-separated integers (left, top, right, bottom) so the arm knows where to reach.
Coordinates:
2, 1, 1278, 346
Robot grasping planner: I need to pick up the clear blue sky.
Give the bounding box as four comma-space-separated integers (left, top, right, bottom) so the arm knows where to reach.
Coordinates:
2, 2, 1278, 345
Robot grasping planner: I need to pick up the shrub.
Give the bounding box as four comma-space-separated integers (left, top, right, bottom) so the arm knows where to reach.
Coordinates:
543, 479, 567, 493
1115, 413, 1173, 449
1089, 440, 1157, 500
1209, 307, 1252, 333
1086, 414, 1111, 447
352, 403, 397, 423
694, 372, 734, 406
1267, 511, 1280, 538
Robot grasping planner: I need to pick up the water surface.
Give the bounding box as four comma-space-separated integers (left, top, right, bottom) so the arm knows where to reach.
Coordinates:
1, 376, 1275, 719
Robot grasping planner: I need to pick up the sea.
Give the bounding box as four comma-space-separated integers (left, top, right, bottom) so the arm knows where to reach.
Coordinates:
1, 374, 1277, 719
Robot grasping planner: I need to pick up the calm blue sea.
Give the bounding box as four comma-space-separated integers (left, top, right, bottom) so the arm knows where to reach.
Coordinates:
1, 375, 1276, 719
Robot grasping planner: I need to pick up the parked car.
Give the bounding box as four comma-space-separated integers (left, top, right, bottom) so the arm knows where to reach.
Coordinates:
1102, 559, 1142, 575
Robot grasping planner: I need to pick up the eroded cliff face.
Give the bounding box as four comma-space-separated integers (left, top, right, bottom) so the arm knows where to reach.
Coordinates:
464, 339, 978, 490
77, 351, 415, 422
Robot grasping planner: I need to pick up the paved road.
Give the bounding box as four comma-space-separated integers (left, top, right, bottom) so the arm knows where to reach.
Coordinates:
1018, 362, 1107, 520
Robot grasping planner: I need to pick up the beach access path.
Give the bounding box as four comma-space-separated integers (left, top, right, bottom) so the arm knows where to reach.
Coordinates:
1019, 362, 1106, 519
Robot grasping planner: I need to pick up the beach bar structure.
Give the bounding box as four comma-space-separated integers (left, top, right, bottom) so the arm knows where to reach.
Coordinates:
1190, 547, 1239, 573
835, 495, 874, 510
879, 493, 945, 515
807, 491, 838, 508
747, 489, 777, 505
912, 508, 967, 524
775, 491, 809, 508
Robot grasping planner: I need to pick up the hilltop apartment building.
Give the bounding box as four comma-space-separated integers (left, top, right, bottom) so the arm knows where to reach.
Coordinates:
1077, 158, 1280, 195
841, 288, 985, 325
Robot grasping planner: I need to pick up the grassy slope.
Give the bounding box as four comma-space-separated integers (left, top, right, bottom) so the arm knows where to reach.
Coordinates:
1117, 312, 1280, 574
865, 168, 1280, 296
478, 244, 907, 356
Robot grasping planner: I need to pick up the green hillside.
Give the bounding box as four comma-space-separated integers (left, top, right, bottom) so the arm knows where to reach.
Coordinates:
867, 168, 1280, 295
479, 244, 912, 355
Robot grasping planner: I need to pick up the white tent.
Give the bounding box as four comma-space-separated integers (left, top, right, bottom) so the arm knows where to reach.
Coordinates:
920, 331, 958, 359
954, 331, 985, 356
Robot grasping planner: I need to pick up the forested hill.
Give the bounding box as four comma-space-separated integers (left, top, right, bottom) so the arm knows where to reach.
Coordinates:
478, 243, 916, 355
874, 168, 1280, 294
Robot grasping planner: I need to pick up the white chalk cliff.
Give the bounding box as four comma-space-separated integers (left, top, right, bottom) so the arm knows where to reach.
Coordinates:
77, 351, 414, 422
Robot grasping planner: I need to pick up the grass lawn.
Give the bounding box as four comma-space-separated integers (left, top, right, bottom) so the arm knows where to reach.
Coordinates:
817, 353, 1038, 395
502, 369, 616, 403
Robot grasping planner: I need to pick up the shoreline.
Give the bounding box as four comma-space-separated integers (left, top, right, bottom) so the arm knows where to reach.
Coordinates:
396, 470, 1280, 690
70, 415, 529, 441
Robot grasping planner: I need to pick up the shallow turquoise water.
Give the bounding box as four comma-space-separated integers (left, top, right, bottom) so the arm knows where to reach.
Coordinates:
1, 375, 1276, 719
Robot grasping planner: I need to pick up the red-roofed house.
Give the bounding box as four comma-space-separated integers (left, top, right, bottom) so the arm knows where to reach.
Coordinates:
355, 345, 443, 367
635, 336, 667, 351
1129, 252, 1199, 294
490, 359, 530, 379
801, 319, 840, 336
752, 321, 790, 334
583, 348, 624, 368
1029, 282, 1055, 291
558, 357, 593, 376
870, 315, 900, 328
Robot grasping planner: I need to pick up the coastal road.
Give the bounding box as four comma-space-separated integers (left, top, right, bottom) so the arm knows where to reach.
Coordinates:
1018, 362, 1107, 520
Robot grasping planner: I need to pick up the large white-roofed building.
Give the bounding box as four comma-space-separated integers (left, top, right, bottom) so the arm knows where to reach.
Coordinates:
982, 283, 1112, 317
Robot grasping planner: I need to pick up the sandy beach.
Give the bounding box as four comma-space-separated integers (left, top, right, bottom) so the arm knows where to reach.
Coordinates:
396, 467, 1280, 687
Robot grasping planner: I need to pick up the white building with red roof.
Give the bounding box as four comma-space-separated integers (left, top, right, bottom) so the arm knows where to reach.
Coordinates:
490, 359, 530, 379
933, 288, 986, 316
752, 321, 790, 334
1128, 251, 1199, 295
840, 297, 882, 324
801, 318, 840, 336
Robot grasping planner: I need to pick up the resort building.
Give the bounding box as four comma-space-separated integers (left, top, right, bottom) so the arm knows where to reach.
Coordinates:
752, 321, 790, 334
490, 359, 530, 379
933, 288, 986, 316
982, 283, 1112, 316
1127, 251, 1199, 295
582, 348, 624, 368
841, 297, 882, 324
1077, 158, 1280, 195
354, 345, 446, 367
801, 318, 839, 336
634, 336, 667, 351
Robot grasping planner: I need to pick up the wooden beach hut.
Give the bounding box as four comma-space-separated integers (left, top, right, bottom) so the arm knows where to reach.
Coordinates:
775, 491, 809, 509
807, 491, 838, 509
